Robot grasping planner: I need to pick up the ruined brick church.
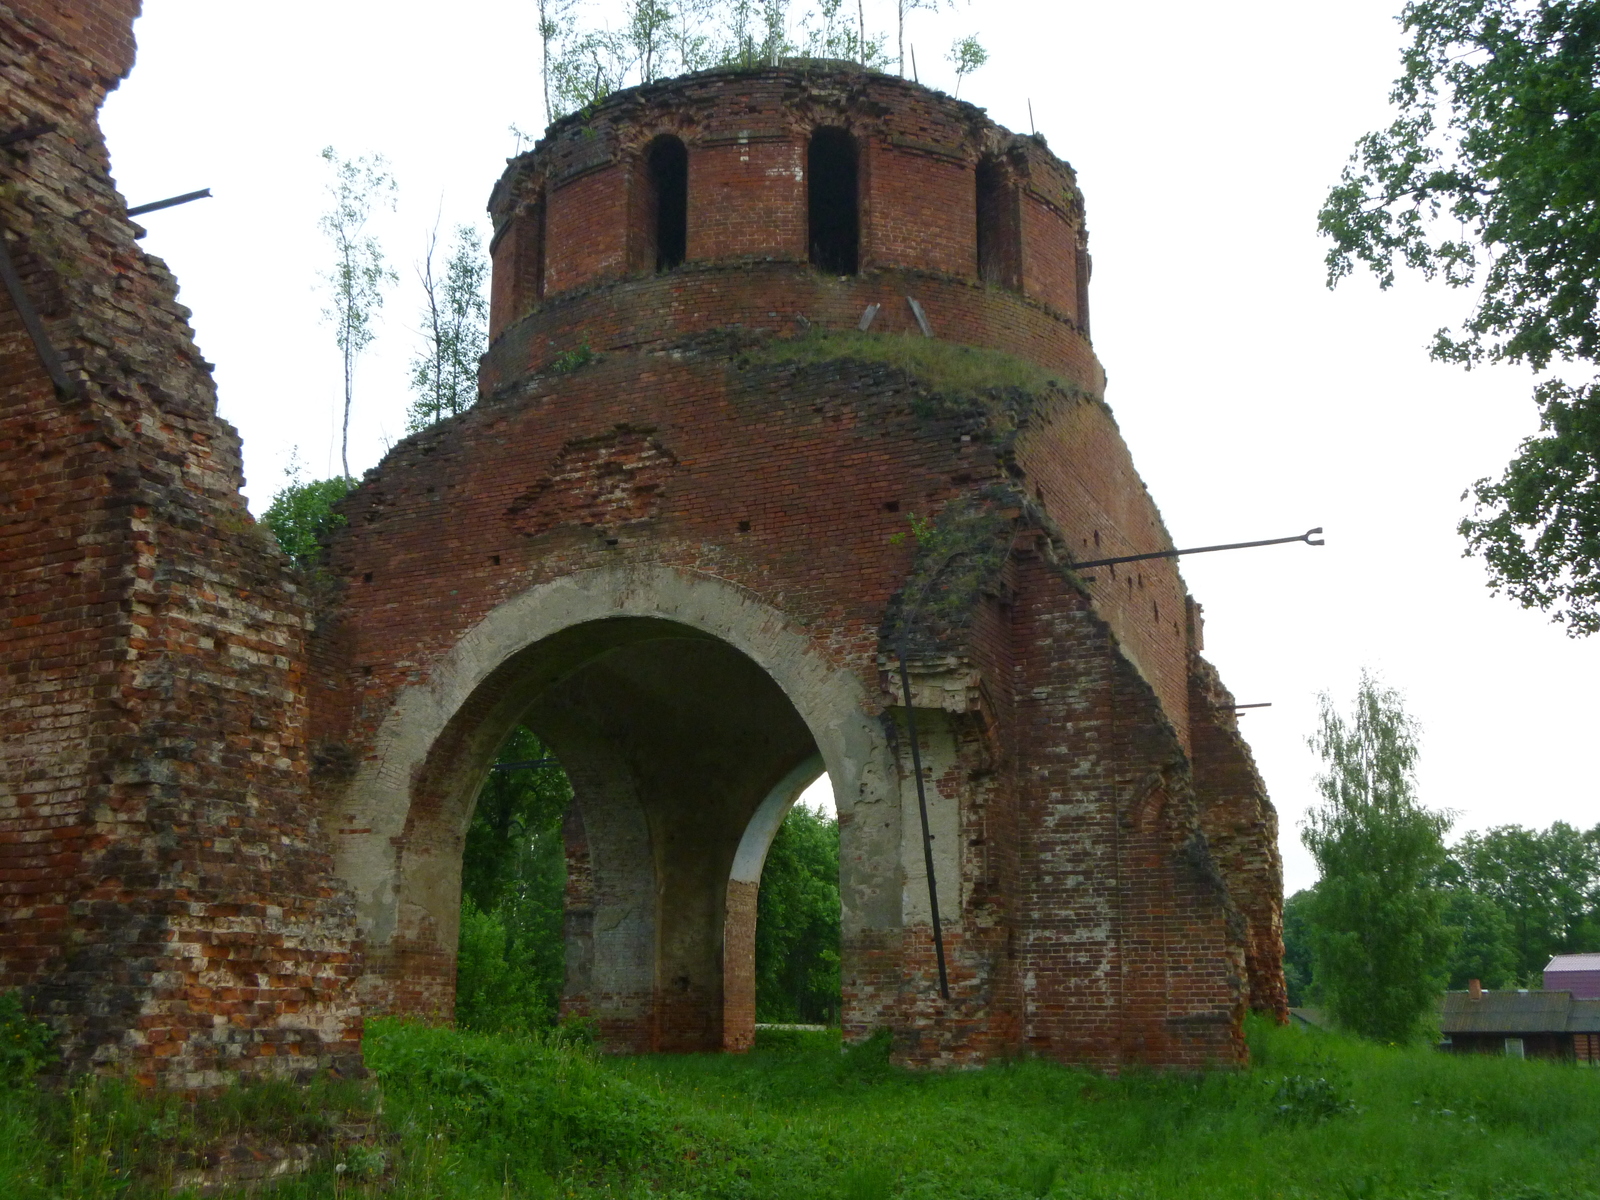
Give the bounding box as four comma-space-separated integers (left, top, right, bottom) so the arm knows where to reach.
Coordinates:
0, 0, 1285, 1088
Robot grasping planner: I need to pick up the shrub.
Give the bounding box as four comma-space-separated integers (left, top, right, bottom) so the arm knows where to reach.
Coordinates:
0, 992, 55, 1087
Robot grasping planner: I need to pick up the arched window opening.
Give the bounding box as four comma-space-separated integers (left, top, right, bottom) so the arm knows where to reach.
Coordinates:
1075, 244, 1092, 337
647, 135, 688, 271
808, 127, 859, 276
531, 188, 548, 301
975, 157, 1021, 291
455, 724, 572, 1031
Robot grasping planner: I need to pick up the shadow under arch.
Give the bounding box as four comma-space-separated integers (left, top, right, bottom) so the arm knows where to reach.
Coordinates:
330, 564, 898, 1052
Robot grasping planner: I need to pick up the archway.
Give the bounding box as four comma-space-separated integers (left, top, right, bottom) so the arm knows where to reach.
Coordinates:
330, 565, 899, 1052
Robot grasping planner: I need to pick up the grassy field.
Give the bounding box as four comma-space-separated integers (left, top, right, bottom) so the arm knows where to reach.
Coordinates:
2, 1016, 1597, 1199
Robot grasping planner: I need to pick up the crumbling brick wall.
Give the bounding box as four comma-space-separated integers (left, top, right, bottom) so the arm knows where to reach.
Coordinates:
0, 0, 362, 1085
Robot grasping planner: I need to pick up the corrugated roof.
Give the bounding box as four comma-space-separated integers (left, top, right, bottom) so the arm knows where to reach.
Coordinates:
1438, 990, 1600, 1034
1546, 954, 1600, 971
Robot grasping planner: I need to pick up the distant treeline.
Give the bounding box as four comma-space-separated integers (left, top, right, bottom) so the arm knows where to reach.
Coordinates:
1285, 820, 1600, 1006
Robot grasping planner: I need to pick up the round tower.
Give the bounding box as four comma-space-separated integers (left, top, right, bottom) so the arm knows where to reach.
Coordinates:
316, 65, 1286, 1069
481, 65, 1098, 395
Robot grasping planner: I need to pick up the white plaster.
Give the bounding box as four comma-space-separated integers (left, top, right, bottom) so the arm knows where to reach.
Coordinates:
729, 753, 825, 883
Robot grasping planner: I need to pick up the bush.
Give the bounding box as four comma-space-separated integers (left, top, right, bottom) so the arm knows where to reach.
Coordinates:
260, 474, 352, 570
0, 992, 55, 1087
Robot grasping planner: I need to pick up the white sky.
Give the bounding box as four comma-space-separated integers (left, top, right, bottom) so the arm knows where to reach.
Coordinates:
100, 1, 1599, 895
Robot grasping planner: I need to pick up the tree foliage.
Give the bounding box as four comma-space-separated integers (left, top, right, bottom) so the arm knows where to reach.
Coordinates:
453, 732, 843, 1030
260, 467, 352, 571
754, 802, 841, 1024
946, 33, 986, 98
1300, 674, 1454, 1041
539, 0, 889, 121
407, 223, 489, 433
319, 147, 397, 480
1281, 888, 1318, 1008
1318, 0, 1600, 634
455, 726, 571, 1032
1444, 820, 1600, 983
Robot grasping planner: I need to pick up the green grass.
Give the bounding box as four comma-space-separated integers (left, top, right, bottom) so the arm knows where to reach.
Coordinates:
2, 1017, 1597, 1198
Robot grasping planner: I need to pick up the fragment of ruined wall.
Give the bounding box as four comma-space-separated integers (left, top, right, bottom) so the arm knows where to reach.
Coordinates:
1189, 653, 1288, 1021
0, 1, 361, 1084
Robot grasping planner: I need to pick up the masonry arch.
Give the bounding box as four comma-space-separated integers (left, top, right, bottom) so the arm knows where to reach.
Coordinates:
636, 134, 689, 273
330, 565, 899, 1051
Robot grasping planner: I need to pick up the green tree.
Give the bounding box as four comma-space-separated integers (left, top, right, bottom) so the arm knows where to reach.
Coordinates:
319, 147, 397, 480
407, 223, 489, 433
455, 726, 571, 1031
1439, 886, 1519, 989
1317, 0, 1600, 635
1301, 673, 1454, 1041
1448, 821, 1600, 981
259, 457, 352, 571
755, 803, 841, 1024
1281, 887, 1318, 1008
946, 33, 986, 98
536, 0, 582, 127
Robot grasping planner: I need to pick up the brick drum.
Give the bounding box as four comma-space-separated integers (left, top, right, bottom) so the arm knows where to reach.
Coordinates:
0, 1, 1285, 1084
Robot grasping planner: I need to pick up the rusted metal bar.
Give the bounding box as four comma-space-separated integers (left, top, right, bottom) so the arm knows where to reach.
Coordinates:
1074, 527, 1324, 571
0, 121, 55, 147
897, 639, 950, 1000
126, 187, 211, 217
0, 230, 77, 398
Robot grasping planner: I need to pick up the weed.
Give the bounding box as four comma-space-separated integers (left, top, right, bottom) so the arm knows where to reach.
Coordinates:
999, 1151, 1062, 1198
1271, 1073, 1357, 1124
839, 1160, 895, 1200
548, 343, 596, 374
0, 991, 56, 1087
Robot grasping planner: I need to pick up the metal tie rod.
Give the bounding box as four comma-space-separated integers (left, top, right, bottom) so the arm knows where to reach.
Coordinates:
1073, 527, 1324, 571
127, 188, 212, 218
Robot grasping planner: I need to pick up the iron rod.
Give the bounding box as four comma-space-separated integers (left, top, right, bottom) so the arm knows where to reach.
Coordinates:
0, 229, 77, 398
1073, 527, 1323, 571
126, 188, 211, 218
898, 639, 950, 1000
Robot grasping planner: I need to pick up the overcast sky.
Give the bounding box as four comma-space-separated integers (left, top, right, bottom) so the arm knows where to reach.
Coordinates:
99, 0, 1599, 895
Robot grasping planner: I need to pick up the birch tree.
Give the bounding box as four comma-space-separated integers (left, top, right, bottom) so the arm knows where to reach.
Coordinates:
1301, 673, 1454, 1042
319, 147, 396, 480
407, 223, 490, 433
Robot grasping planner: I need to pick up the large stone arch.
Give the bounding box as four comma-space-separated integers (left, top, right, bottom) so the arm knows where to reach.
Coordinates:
328, 563, 899, 1050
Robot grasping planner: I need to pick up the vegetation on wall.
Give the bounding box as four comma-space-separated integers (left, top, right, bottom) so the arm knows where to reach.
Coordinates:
407, 223, 489, 433
259, 461, 352, 571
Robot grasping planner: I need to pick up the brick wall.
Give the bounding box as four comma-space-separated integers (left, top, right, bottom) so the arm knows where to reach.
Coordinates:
0, 0, 362, 1086
487, 67, 1087, 340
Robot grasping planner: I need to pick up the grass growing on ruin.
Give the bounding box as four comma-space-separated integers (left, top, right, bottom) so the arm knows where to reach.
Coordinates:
745, 329, 1079, 403
3, 1016, 1599, 1198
